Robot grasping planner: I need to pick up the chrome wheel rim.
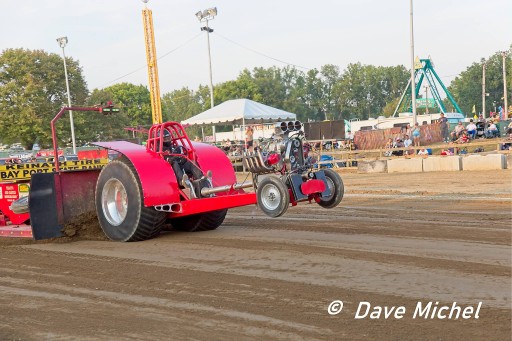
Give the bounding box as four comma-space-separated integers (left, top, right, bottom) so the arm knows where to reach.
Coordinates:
321, 176, 334, 201
260, 183, 281, 211
102, 178, 128, 226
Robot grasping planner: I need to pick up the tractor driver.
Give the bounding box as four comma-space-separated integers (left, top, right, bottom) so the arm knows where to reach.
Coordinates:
162, 130, 211, 198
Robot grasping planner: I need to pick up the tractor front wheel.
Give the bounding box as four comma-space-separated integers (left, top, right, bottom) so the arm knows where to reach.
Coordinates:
95, 158, 166, 241
257, 175, 289, 218
317, 169, 344, 209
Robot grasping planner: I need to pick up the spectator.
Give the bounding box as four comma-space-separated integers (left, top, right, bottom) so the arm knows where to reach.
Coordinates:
424, 125, 433, 143
492, 114, 501, 134
384, 138, 393, 157
384, 138, 393, 148
346, 130, 354, 140
486, 122, 499, 138
465, 119, 477, 139
403, 135, 413, 148
450, 121, 465, 141
233, 145, 243, 156
502, 144, 512, 150
506, 121, 512, 135
193, 136, 201, 142
455, 131, 470, 144
412, 123, 421, 147
403, 134, 414, 155
438, 113, 450, 143
345, 139, 356, 150
245, 126, 254, 152
440, 148, 454, 156
417, 148, 429, 156
223, 139, 232, 153
405, 124, 413, 139
392, 137, 404, 156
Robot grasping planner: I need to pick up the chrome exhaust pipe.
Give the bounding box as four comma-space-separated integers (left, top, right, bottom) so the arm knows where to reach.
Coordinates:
200, 181, 253, 197
155, 203, 182, 213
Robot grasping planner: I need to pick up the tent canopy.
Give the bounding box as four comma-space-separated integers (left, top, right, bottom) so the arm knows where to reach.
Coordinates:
181, 99, 296, 126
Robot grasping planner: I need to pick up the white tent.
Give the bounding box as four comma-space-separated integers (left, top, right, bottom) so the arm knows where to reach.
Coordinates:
181, 98, 296, 126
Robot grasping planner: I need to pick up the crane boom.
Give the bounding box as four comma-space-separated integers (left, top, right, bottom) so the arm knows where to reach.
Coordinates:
142, 7, 162, 124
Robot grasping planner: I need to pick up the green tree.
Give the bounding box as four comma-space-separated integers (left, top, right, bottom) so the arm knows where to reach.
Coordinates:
335, 63, 409, 120
99, 83, 152, 126
449, 48, 512, 116
303, 69, 326, 121
161, 87, 206, 137
214, 69, 261, 103
320, 64, 342, 120
0, 48, 88, 149
85, 88, 132, 142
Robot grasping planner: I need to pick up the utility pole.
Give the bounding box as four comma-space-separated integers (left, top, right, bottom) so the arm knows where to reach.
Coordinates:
424, 84, 429, 114
502, 51, 509, 119
409, 0, 417, 125
482, 59, 486, 119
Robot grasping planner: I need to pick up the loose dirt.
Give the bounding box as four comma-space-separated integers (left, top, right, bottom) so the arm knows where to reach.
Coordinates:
0, 170, 510, 340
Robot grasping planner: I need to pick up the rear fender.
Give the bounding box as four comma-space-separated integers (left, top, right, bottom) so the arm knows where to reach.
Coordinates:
93, 141, 180, 206
192, 142, 237, 189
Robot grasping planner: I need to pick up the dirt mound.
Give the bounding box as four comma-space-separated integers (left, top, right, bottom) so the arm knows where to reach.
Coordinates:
61, 212, 108, 241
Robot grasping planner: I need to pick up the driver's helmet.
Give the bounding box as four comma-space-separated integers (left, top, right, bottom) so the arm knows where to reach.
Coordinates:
162, 129, 172, 142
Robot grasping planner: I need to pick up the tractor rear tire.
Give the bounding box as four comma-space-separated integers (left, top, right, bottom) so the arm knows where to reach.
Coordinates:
95, 158, 167, 241
256, 175, 289, 218
317, 169, 344, 209
171, 209, 228, 232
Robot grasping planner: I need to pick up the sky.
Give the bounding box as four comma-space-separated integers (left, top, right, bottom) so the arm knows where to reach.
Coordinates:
1, 0, 510, 94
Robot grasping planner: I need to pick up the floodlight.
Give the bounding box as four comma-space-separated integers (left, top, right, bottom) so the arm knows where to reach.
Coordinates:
56, 36, 68, 48
208, 7, 217, 17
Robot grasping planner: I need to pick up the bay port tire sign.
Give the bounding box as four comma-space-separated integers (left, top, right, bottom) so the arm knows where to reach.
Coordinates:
0, 159, 109, 181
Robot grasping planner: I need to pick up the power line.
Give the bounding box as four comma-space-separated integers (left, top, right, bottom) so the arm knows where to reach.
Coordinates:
214, 32, 311, 71
98, 32, 203, 89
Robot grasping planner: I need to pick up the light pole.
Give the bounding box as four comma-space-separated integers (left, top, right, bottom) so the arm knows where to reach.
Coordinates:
196, 7, 217, 141
56, 36, 77, 154
501, 51, 509, 119
409, 0, 417, 126
424, 84, 429, 114
481, 58, 487, 119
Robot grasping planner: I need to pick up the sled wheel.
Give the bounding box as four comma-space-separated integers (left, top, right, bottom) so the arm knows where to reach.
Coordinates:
317, 169, 344, 209
171, 209, 228, 232
257, 175, 289, 218
95, 158, 167, 241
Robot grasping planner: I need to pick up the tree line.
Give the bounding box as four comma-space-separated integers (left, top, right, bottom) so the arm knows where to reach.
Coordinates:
0, 47, 510, 149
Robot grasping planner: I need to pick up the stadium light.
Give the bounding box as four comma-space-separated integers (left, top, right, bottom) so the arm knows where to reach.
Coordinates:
56, 36, 77, 154
196, 7, 218, 140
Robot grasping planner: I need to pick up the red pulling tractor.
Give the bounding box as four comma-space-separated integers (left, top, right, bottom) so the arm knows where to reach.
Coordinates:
3, 106, 344, 242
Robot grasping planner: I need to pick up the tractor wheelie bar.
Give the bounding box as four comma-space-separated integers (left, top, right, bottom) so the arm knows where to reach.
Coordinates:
7, 106, 343, 242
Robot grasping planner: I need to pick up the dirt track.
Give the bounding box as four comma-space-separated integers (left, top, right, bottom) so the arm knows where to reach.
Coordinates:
1, 170, 511, 340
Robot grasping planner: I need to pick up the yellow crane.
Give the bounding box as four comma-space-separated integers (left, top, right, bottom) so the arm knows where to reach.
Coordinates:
141, 1, 162, 124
